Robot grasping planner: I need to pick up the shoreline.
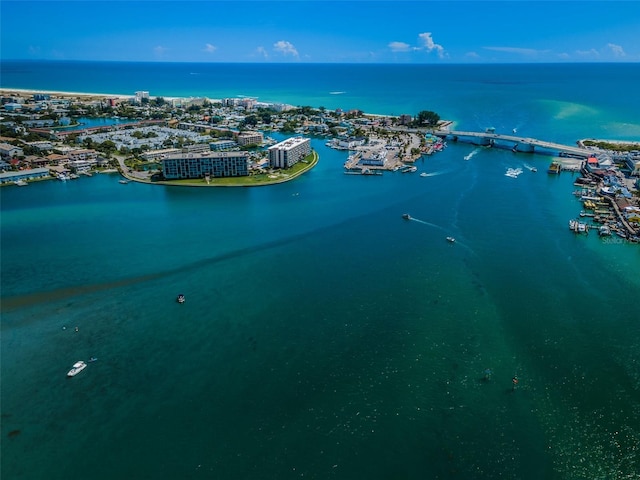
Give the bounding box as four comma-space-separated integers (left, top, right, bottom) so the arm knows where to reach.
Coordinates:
0, 88, 186, 102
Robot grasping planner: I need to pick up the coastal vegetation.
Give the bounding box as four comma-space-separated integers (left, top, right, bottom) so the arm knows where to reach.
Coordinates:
413, 110, 441, 127
582, 139, 640, 152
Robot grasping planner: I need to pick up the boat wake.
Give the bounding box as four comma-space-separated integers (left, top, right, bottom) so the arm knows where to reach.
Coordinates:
464, 148, 481, 161
329, 91, 346, 95
408, 216, 447, 232
407, 216, 476, 255
419, 169, 452, 177
505, 167, 524, 178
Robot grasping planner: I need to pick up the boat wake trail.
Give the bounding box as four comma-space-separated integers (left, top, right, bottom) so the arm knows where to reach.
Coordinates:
409, 217, 448, 232
420, 169, 454, 177
464, 148, 482, 161
409, 217, 476, 256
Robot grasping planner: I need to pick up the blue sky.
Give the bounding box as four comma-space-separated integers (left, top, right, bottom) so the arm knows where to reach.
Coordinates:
2, 1, 639, 63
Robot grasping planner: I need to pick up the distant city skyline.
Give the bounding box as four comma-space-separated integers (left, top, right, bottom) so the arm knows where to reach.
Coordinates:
2, 1, 639, 64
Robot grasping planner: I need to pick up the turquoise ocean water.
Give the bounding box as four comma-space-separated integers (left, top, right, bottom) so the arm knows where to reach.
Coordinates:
1, 62, 640, 479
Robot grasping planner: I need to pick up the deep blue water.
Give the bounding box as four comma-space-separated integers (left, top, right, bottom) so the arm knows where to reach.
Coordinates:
2, 62, 640, 480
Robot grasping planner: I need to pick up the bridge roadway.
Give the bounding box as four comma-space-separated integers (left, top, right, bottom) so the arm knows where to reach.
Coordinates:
434, 130, 593, 158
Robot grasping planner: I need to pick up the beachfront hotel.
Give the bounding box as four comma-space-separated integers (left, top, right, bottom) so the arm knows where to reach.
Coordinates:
162, 151, 249, 179
268, 137, 311, 169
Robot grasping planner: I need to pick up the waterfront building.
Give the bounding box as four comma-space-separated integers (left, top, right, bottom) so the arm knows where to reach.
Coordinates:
268, 137, 311, 169
337, 137, 366, 149
134, 91, 149, 103
210, 140, 237, 151
68, 149, 98, 162
162, 151, 249, 179
141, 148, 181, 161
68, 159, 97, 173
0, 167, 50, 184
359, 149, 387, 167
236, 131, 263, 147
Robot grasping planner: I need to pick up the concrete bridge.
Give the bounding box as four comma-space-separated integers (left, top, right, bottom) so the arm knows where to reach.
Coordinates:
433, 130, 594, 158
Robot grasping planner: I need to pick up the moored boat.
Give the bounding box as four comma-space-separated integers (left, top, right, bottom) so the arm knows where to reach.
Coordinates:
177, 294, 186, 303
67, 361, 87, 377
598, 225, 611, 237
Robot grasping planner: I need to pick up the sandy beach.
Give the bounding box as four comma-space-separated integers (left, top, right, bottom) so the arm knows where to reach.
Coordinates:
0, 88, 190, 102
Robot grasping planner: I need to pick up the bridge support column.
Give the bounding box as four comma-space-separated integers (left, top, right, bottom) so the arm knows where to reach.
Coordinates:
513, 142, 534, 153
474, 137, 491, 146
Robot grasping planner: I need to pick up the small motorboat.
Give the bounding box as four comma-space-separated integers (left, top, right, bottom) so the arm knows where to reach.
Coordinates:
420, 172, 428, 177
67, 361, 87, 377
177, 294, 186, 304
402, 213, 411, 220
446, 236, 456, 243
88, 357, 98, 363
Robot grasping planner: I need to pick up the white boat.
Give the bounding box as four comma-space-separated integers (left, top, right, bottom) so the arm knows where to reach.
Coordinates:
177, 294, 186, 304
119, 179, 129, 184
505, 167, 523, 178
14, 179, 27, 186
420, 172, 428, 177
599, 225, 611, 236
57, 173, 70, 181
446, 236, 456, 243
402, 213, 411, 220
67, 361, 87, 377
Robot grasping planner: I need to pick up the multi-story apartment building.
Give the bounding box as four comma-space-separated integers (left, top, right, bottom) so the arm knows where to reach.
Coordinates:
162, 151, 249, 179
236, 131, 263, 147
68, 149, 98, 162
268, 137, 310, 169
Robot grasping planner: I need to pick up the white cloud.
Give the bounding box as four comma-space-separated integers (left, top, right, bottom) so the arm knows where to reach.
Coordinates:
607, 43, 626, 57
483, 46, 542, 56
576, 48, 599, 57
388, 41, 411, 53
273, 40, 298, 57
256, 46, 269, 59
465, 51, 480, 59
154, 45, 167, 57
417, 32, 446, 58
203, 43, 217, 53
28, 45, 41, 56
557, 52, 570, 59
